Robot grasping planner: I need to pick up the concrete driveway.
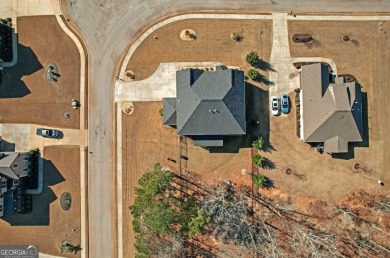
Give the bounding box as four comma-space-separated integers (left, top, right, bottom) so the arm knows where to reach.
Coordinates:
60, 1, 390, 257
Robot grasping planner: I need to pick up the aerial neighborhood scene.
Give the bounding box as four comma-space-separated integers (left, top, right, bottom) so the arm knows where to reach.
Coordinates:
0, 0, 389, 257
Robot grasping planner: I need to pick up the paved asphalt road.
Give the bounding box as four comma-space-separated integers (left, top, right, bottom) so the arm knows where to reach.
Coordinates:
60, 1, 390, 257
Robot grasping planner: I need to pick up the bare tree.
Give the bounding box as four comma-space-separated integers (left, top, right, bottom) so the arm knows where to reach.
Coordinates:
290, 224, 339, 258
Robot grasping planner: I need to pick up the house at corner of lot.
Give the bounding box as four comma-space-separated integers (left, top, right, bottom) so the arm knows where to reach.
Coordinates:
162, 66, 246, 147
0, 152, 31, 217
299, 63, 363, 154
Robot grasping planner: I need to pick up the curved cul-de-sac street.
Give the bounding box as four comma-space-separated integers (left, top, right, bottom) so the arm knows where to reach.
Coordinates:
1, 0, 390, 257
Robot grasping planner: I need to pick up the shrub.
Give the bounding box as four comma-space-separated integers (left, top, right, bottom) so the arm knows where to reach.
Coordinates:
252, 154, 264, 167
246, 51, 259, 66
253, 174, 267, 188
252, 136, 264, 150
231, 32, 242, 42
188, 208, 209, 238
248, 69, 260, 81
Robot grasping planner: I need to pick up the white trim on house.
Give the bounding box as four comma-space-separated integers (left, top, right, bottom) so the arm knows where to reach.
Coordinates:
300, 90, 304, 140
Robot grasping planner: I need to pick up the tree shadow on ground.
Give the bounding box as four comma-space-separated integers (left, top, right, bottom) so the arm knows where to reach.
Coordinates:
74, 245, 82, 254
253, 73, 275, 87
208, 83, 269, 153
263, 176, 274, 188
1, 158, 64, 225
261, 157, 277, 170
255, 59, 277, 73
261, 141, 276, 153
0, 43, 43, 98
332, 91, 368, 160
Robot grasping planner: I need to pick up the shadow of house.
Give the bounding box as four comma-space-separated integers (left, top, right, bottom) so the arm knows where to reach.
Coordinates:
0, 139, 15, 152
246, 82, 272, 151
0, 43, 43, 98
2, 158, 64, 226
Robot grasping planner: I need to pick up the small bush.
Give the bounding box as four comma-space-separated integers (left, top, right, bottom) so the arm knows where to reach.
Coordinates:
188, 208, 209, 238
246, 51, 259, 66
231, 32, 242, 42
253, 174, 267, 188
252, 154, 264, 167
248, 69, 260, 81
252, 136, 264, 150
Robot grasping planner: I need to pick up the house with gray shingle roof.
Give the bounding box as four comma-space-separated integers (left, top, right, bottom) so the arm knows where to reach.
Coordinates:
163, 66, 246, 147
0, 151, 31, 217
300, 63, 363, 153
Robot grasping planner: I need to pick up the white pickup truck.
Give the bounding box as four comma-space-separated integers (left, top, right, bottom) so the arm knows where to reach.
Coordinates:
36, 128, 61, 138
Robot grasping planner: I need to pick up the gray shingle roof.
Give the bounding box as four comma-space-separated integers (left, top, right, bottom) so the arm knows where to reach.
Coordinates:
301, 63, 363, 153
175, 68, 246, 135
193, 136, 224, 147
162, 98, 176, 125
0, 152, 19, 179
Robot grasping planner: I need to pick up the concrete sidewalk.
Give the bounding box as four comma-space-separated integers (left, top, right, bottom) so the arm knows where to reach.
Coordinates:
0, 0, 61, 31
269, 13, 300, 98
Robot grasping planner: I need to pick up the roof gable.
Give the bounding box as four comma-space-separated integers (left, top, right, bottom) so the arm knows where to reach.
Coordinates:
162, 98, 177, 125
175, 68, 246, 135
0, 153, 19, 179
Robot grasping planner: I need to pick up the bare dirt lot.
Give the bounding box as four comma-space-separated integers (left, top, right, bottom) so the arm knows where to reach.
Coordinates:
0, 145, 81, 257
0, 16, 80, 129
254, 20, 390, 200
126, 18, 273, 81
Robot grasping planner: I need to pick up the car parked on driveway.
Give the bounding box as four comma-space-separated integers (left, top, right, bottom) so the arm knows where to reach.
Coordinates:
270, 96, 279, 116
36, 128, 61, 138
280, 94, 289, 114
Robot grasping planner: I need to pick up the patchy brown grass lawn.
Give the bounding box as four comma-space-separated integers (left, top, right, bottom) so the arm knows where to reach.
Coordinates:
121, 17, 273, 257
126, 18, 273, 82
121, 18, 390, 257
0, 145, 81, 257
255, 20, 390, 200
0, 16, 80, 129
122, 102, 257, 257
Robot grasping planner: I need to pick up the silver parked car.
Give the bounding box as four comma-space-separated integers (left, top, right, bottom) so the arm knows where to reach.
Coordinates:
36, 128, 61, 138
